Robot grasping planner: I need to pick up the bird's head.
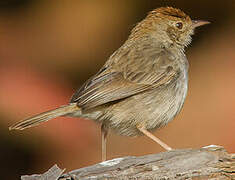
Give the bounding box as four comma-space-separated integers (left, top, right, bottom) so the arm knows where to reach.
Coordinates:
130, 7, 210, 49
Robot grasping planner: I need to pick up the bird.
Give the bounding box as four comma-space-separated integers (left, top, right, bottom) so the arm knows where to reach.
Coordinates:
9, 7, 210, 161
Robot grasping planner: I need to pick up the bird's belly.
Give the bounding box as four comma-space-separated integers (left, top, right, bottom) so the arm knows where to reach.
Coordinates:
145, 80, 188, 130
104, 76, 188, 136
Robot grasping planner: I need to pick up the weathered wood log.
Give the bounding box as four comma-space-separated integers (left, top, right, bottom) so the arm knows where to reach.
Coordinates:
21, 145, 234, 180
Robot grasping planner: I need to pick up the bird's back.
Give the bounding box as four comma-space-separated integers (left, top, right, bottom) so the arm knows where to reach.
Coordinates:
77, 47, 189, 136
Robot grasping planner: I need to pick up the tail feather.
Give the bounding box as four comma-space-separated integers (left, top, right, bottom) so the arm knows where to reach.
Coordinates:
9, 103, 79, 130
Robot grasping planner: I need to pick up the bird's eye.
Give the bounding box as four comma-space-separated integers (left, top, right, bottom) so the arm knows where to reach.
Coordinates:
176, 22, 183, 29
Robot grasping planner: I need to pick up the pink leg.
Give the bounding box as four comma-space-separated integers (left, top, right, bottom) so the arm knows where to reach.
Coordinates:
137, 126, 172, 151
101, 124, 108, 161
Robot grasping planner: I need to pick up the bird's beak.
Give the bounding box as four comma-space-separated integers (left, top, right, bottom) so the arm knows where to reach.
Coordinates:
192, 20, 210, 28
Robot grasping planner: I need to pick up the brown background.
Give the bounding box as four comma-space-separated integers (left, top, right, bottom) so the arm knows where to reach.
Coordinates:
0, 0, 234, 179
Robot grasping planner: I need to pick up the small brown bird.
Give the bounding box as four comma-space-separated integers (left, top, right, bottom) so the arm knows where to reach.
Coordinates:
9, 7, 209, 161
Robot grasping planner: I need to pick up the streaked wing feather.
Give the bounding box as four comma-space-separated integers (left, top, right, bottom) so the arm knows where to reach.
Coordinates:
70, 49, 178, 110
74, 72, 152, 109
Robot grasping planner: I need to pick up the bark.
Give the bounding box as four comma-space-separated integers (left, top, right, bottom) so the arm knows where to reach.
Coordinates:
21, 145, 235, 180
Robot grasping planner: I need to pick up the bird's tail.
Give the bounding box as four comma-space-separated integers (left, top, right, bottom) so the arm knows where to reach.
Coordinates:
9, 103, 80, 130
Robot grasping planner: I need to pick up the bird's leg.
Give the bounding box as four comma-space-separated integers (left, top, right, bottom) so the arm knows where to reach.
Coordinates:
101, 124, 108, 162
137, 126, 172, 151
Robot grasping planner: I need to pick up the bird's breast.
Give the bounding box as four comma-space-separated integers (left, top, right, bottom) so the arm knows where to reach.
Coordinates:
139, 69, 188, 130
100, 68, 188, 137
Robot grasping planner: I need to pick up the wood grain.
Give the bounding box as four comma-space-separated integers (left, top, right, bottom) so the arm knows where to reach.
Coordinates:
21, 145, 235, 180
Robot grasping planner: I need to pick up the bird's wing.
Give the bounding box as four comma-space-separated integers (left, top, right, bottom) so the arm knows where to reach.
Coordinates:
70, 51, 178, 110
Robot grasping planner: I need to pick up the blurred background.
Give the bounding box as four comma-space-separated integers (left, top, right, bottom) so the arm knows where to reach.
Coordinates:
0, 0, 234, 179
